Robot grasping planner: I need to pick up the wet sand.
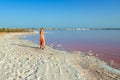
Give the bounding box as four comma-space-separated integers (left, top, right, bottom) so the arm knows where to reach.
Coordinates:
0, 32, 120, 80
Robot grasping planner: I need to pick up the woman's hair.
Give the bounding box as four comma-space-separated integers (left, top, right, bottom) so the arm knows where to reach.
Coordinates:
40, 28, 44, 32
40, 28, 44, 30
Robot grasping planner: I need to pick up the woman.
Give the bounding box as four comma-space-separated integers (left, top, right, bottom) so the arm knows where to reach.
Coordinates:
40, 28, 45, 49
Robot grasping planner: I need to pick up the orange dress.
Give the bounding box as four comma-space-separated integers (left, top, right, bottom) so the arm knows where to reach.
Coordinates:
40, 30, 45, 47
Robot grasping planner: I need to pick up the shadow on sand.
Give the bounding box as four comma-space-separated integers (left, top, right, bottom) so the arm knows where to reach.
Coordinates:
12, 43, 39, 49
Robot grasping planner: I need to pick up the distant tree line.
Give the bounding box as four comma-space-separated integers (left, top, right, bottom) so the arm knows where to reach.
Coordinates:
0, 28, 32, 32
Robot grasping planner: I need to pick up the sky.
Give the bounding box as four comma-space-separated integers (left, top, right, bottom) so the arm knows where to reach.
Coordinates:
0, 0, 120, 28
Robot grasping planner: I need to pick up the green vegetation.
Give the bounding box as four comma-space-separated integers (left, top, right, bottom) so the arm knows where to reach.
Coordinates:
0, 28, 32, 32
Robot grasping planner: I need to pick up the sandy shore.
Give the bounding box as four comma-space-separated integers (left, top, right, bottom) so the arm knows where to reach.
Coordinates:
0, 32, 120, 80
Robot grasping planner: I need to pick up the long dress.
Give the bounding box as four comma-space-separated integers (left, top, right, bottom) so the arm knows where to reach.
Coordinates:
40, 31, 45, 48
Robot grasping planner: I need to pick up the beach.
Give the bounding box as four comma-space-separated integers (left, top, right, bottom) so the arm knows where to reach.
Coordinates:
0, 32, 120, 80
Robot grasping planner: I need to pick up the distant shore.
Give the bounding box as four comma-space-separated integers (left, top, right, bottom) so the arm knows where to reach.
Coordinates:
0, 32, 120, 80
1, 27, 120, 32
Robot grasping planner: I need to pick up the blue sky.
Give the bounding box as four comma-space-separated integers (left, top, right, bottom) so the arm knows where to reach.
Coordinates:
0, 0, 120, 28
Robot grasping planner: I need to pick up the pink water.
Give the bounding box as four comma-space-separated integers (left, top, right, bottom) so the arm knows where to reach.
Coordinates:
23, 30, 120, 69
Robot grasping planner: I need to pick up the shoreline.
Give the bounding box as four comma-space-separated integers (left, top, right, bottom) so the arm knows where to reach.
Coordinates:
21, 32, 120, 70
0, 32, 120, 80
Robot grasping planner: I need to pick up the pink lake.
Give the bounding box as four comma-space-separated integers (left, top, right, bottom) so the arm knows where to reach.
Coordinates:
23, 30, 120, 69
